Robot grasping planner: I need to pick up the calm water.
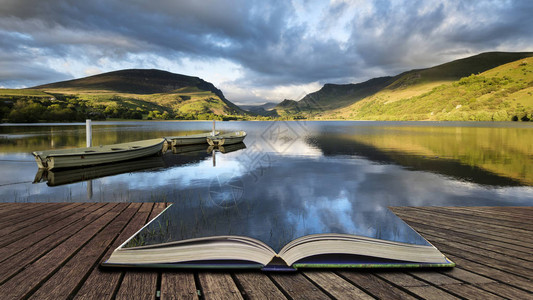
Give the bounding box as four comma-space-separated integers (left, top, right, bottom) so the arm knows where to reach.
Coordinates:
1, 121, 532, 210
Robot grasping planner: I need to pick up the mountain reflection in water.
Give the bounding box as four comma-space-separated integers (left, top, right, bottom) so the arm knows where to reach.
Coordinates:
0, 121, 531, 206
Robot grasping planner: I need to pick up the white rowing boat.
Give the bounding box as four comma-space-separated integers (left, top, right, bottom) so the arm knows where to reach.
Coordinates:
166, 132, 219, 146
32, 138, 166, 170
206, 131, 246, 146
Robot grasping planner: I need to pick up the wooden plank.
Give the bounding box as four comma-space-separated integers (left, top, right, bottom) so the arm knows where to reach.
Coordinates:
0, 203, 97, 262
0, 203, 48, 219
476, 282, 533, 299
392, 209, 533, 249
73, 203, 156, 300
0, 203, 109, 283
395, 219, 533, 277
0, 203, 127, 299
407, 271, 462, 286
337, 271, 416, 299
417, 207, 533, 231
269, 273, 331, 299
115, 271, 158, 300
0, 202, 83, 237
437, 268, 494, 285
198, 272, 243, 300
438, 283, 502, 300
0, 203, 62, 227
115, 203, 164, 300
394, 207, 533, 242
233, 272, 286, 300
28, 203, 142, 299
0, 203, 92, 250
443, 253, 533, 293
376, 272, 459, 300
0, 203, 30, 215
444, 207, 533, 225
404, 286, 460, 300
412, 223, 533, 264
460, 206, 533, 219
160, 272, 199, 300
304, 271, 373, 299
400, 215, 533, 256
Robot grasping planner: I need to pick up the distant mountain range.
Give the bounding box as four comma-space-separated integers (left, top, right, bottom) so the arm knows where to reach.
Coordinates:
1, 51, 532, 122
272, 51, 533, 121
34, 69, 243, 115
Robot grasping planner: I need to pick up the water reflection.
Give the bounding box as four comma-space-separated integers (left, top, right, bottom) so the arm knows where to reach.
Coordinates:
0, 121, 532, 206
32, 143, 246, 187
126, 198, 430, 253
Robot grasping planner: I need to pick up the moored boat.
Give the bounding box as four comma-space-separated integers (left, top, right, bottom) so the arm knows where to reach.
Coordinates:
206, 131, 246, 146
32, 138, 166, 170
166, 131, 219, 146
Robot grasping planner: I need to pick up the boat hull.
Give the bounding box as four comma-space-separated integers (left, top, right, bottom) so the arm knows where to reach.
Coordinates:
207, 136, 246, 146
33, 139, 165, 170
172, 137, 211, 146
207, 131, 246, 146
168, 132, 219, 146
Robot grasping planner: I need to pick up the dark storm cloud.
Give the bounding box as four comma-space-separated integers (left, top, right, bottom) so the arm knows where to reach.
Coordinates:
1, 0, 532, 100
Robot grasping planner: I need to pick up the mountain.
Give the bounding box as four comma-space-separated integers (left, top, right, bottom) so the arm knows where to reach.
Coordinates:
1, 69, 246, 122
33, 69, 243, 116
239, 102, 278, 116
278, 52, 533, 121
275, 77, 395, 116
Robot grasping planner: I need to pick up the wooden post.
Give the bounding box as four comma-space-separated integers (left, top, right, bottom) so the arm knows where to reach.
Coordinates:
86, 119, 92, 147
87, 180, 93, 200
212, 119, 215, 136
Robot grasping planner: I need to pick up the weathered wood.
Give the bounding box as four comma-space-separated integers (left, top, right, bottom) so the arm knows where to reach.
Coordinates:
0, 203, 48, 219
269, 273, 331, 299
392, 209, 533, 249
438, 283, 502, 300
233, 272, 286, 300
198, 272, 243, 300
395, 207, 533, 242
75, 203, 155, 300
443, 253, 533, 293
115, 203, 164, 300
1, 205, 533, 299
394, 217, 533, 278
0, 203, 62, 227
417, 206, 533, 231
28, 203, 142, 299
0, 202, 83, 237
115, 271, 158, 300
0, 203, 109, 283
0, 203, 92, 249
475, 282, 533, 299
304, 271, 373, 299
337, 271, 416, 299
160, 272, 199, 300
437, 268, 494, 285
0, 203, 126, 299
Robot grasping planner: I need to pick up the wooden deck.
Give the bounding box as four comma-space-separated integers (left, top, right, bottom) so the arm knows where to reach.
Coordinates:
0, 203, 532, 299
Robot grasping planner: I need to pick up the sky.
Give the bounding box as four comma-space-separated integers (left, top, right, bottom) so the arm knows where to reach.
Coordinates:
1, 0, 533, 105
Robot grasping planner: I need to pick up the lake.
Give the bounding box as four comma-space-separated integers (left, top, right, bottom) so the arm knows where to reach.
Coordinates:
1, 121, 532, 212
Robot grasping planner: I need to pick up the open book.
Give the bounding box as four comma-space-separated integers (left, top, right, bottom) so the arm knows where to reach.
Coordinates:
102, 203, 454, 271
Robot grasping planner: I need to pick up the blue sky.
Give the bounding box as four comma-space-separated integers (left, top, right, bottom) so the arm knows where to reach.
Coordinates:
1, 0, 532, 104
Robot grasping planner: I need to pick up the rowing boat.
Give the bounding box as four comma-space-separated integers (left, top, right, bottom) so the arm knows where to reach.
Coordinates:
32, 138, 165, 170
206, 131, 246, 146
166, 131, 219, 146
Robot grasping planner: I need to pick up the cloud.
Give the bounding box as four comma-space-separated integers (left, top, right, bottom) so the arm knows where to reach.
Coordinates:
0, 0, 532, 103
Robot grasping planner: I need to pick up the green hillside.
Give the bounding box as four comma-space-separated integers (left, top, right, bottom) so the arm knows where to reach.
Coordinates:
340, 56, 533, 121
275, 77, 395, 116
1, 69, 244, 122
280, 52, 533, 121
